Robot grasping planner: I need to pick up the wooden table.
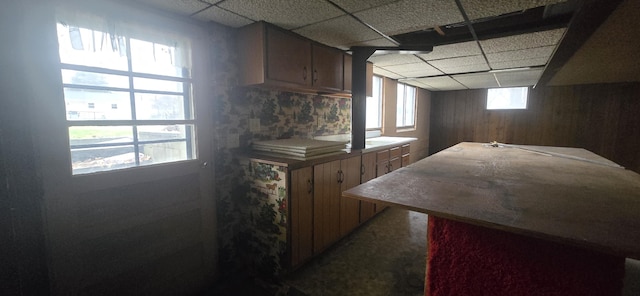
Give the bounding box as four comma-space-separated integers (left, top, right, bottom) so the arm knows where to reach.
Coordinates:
343, 142, 640, 295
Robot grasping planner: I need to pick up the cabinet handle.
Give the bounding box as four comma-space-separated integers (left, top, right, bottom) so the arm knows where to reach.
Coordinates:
303, 66, 307, 81
337, 170, 344, 184
307, 179, 313, 194
313, 69, 318, 83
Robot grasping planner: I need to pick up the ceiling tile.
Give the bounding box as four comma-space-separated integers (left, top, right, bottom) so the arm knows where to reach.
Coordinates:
439, 63, 490, 75
480, 28, 566, 53
329, 0, 400, 13
418, 41, 482, 61
380, 62, 443, 77
346, 38, 398, 49
403, 80, 431, 89
372, 67, 404, 79
355, 0, 463, 36
368, 54, 422, 66
486, 46, 555, 63
414, 76, 467, 90
294, 15, 379, 49
217, 0, 344, 30
192, 6, 253, 27
135, 0, 210, 15
460, 0, 567, 20
490, 58, 549, 70
494, 68, 543, 87
429, 55, 486, 69
452, 73, 499, 89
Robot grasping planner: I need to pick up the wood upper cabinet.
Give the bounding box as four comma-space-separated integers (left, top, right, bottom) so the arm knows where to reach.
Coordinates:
238, 21, 347, 94
266, 27, 312, 86
343, 55, 373, 96
312, 44, 343, 92
339, 156, 361, 237
290, 167, 314, 268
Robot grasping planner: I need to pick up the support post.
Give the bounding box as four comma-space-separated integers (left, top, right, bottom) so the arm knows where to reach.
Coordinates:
350, 47, 375, 150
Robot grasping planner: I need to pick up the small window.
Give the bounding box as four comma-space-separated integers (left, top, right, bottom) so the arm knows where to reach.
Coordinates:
396, 83, 416, 129
366, 76, 383, 130
487, 87, 528, 110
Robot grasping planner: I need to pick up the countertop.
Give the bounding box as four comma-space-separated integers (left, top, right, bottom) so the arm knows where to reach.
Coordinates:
246, 136, 416, 169
343, 142, 640, 259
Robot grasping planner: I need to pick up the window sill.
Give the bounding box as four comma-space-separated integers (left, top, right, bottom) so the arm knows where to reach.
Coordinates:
396, 127, 416, 133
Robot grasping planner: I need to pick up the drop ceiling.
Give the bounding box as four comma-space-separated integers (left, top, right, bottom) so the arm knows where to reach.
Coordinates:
130, 0, 591, 91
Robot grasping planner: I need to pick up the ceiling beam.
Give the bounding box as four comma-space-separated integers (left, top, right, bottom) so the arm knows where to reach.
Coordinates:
536, 0, 624, 87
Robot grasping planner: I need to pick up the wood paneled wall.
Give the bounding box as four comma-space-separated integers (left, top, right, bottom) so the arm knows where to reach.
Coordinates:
430, 83, 640, 173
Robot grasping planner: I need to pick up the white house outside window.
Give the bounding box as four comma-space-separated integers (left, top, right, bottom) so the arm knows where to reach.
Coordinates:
396, 83, 416, 129
366, 75, 383, 130
56, 12, 196, 174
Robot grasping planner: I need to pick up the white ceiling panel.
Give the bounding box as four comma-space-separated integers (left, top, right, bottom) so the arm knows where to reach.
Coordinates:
429, 55, 486, 69
329, 0, 400, 13
372, 67, 404, 79
217, 0, 344, 30
402, 79, 433, 89
418, 41, 482, 61
486, 46, 555, 63
135, 0, 210, 15
382, 61, 438, 77
480, 28, 566, 53
294, 15, 379, 49
398, 68, 445, 77
453, 73, 499, 89
355, 0, 463, 36
490, 58, 549, 70
346, 38, 398, 49
414, 76, 467, 90
460, 0, 567, 20
367, 54, 423, 66
439, 63, 491, 75
192, 6, 253, 27
494, 68, 544, 87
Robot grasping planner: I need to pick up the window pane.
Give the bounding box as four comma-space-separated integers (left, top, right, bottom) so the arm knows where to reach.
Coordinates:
61, 70, 129, 89
130, 39, 188, 78
138, 125, 195, 165
396, 85, 404, 127
68, 126, 133, 144
487, 87, 528, 109
133, 77, 184, 93
135, 93, 188, 120
366, 76, 382, 129
64, 88, 132, 120
69, 126, 136, 174
405, 86, 415, 126
56, 24, 128, 71
71, 145, 137, 174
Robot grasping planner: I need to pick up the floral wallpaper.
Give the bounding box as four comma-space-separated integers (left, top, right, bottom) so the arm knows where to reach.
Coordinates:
207, 24, 352, 279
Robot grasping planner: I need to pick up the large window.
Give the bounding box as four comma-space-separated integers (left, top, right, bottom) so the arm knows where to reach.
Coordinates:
366, 75, 383, 130
487, 87, 528, 110
56, 15, 196, 175
396, 83, 416, 129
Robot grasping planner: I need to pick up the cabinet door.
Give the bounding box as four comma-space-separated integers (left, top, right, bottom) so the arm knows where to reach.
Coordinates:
360, 153, 376, 222
343, 54, 352, 93
313, 160, 341, 253
290, 167, 313, 267
266, 27, 312, 86
339, 156, 361, 236
312, 44, 343, 92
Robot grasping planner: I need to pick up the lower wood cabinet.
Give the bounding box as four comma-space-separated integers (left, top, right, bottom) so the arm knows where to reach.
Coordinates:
290, 167, 313, 267
359, 152, 377, 223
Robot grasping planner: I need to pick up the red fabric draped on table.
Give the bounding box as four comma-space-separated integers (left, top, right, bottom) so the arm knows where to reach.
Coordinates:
426, 216, 625, 296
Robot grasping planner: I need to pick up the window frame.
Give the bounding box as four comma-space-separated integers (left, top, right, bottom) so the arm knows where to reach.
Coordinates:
366, 75, 384, 131
396, 83, 417, 130
56, 21, 197, 175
